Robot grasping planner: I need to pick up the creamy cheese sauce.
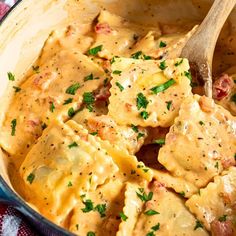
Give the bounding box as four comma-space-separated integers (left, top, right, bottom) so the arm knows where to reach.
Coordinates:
1, 1, 236, 236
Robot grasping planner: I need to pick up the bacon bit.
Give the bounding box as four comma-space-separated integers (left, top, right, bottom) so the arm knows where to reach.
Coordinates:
221, 158, 235, 169
150, 180, 166, 192
95, 23, 112, 34
95, 84, 111, 102
125, 103, 133, 112
102, 60, 111, 72
213, 74, 234, 101
211, 220, 235, 236
199, 96, 215, 113
25, 118, 40, 133
80, 134, 88, 142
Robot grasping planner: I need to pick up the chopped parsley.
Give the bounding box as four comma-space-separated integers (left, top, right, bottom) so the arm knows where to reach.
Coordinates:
111, 56, 119, 64
231, 93, 236, 104
84, 74, 94, 82
159, 41, 167, 48
146, 232, 155, 236
144, 210, 160, 216
11, 119, 17, 136
87, 232, 95, 236
218, 215, 227, 222
115, 82, 124, 92
68, 181, 73, 187
137, 133, 145, 140
131, 51, 143, 59
90, 132, 98, 136
152, 223, 160, 231
151, 79, 175, 94
131, 124, 139, 133
27, 173, 35, 184
7, 72, 15, 81
136, 188, 153, 202
179, 191, 185, 197
32, 65, 40, 73
41, 123, 47, 130
68, 142, 78, 149
13, 86, 21, 93
166, 101, 172, 110
119, 212, 128, 221
194, 220, 203, 230
137, 164, 149, 173
66, 83, 81, 95
50, 102, 55, 112
88, 45, 103, 56
140, 111, 149, 120
63, 98, 73, 105
175, 59, 183, 67
159, 61, 167, 70
83, 92, 95, 104
94, 204, 106, 218
153, 139, 165, 145
81, 199, 94, 213
184, 71, 192, 80
215, 162, 219, 169
199, 121, 205, 126
113, 70, 122, 75
137, 93, 149, 110
234, 153, 236, 160
68, 107, 76, 117
103, 78, 109, 86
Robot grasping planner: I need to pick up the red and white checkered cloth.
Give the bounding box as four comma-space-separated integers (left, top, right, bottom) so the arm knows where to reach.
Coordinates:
0, 2, 37, 235
0, 205, 37, 235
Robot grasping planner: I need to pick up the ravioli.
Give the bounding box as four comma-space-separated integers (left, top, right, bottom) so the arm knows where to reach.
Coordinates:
20, 120, 118, 225
69, 179, 125, 236
186, 167, 236, 233
108, 57, 192, 127
89, 10, 161, 59
0, 50, 106, 156
73, 110, 147, 155
158, 95, 236, 190
132, 181, 209, 236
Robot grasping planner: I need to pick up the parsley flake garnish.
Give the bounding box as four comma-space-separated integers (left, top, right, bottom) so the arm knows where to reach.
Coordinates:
87, 232, 95, 236
81, 199, 94, 213
199, 121, 205, 126
88, 45, 103, 56
50, 102, 55, 113
151, 79, 175, 94
131, 124, 139, 133
152, 223, 160, 231
159, 41, 167, 48
63, 98, 73, 105
144, 210, 160, 216
175, 59, 183, 67
166, 101, 172, 110
115, 82, 124, 92
68, 107, 76, 117
32, 65, 40, 73
137, 93, 149, 110
119, 212, 128, 221
7, 72, 15, 81
179, 191, 185, 197
184, 71, 192, 81
137, 133, 145, 140
140, 111, 149, 120
68, 142, 78, 149
136, 188, 153, 202
83, 92, 95, 104
27, 173, 35, 184
11, 119, 17, 136
153, 139, 165, 145
94, 204, 106, 218
194, 220, 203, 230
90, 132, 98, 136
68, 181, 73, 187
113, 70, 122, 75
159, 61, 167, 70
66, 83, 81, 95
84, 74, 94, 82
218, 215, 227, 222
13, 86, 21, 93
131, 51, 143, 59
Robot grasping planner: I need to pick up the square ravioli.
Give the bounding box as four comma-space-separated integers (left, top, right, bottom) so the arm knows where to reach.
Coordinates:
90, 10, 161, 59
158, 95, 236, 190
186, 167, 236, 234
108, 57, 192, 127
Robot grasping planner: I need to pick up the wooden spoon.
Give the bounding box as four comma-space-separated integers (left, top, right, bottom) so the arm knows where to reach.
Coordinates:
181, 0, 236, 97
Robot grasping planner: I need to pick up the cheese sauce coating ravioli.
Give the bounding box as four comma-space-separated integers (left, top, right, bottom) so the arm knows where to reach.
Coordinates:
109, 57, 192, 127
